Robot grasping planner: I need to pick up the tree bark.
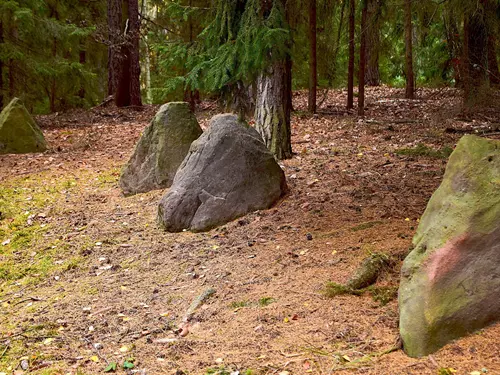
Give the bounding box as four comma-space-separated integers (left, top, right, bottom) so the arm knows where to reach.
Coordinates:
308, 0, 317, 113
488, 35, 500, 85
0, 20, 4, 109
127, 0, 142, 106
255, 59, 293, 160
464, 7, 488, 106
347, 0, 355, 109
358, 0, 367, 116
365, 0, 380, 86
113, 0, 142, 107
107, 0, 122, 96
404, 0, 414, 99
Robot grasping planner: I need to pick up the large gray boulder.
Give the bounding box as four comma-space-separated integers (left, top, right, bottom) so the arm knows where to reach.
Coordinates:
0, 98, 47, 154
120, 102, 202, 196
399, 135, 500, 357
157, 114, 287, 232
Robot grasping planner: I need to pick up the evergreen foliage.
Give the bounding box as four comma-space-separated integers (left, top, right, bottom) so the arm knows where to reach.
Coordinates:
0, 0, 107, 113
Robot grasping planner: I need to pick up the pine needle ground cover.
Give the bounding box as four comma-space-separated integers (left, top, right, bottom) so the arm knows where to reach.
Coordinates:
0, 88, 498, 375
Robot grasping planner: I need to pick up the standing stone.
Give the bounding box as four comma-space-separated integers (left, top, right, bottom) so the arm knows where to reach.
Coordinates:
0, 98, 47, 154
120, 102, 202, 196
158, 114, 287, 232
399, 135, 500, 357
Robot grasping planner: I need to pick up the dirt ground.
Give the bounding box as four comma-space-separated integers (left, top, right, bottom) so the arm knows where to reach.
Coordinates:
1, 87, 499, 375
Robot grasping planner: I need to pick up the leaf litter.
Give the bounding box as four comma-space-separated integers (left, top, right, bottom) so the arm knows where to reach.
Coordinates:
0, 87, 499, 375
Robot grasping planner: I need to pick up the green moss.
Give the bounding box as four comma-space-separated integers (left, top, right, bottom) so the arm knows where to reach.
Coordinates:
258, 297, 276, 307
395, 143, 453, 159
350, 221, 383, 232
0, 98, 47, 154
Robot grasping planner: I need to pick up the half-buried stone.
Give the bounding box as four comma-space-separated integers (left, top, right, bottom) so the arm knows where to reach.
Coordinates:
0, 98, 47, 154
120, 102, 202, 196
399, 135, 500, 357
157, 114, 287, 232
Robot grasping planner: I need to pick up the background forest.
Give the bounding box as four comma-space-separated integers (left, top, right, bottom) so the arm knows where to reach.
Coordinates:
0, 0, 498, 115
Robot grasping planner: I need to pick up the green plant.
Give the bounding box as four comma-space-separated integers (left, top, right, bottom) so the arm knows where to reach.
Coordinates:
258, 297, 276, 307
395, 144, 453, 159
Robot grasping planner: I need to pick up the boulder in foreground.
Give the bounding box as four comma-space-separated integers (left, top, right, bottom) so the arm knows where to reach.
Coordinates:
0, 98, 47, 155
158, 114, 287, 232
120, 102, 202, 196
399, 135, 500, 357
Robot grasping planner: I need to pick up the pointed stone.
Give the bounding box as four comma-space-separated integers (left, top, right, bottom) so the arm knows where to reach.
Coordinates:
399, 135, 500, 357
158, 114, 287, 232
0, 98, 47, 154
120, 102, 202, 196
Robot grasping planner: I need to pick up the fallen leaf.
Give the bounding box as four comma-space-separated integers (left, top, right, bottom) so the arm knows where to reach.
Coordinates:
90, 356, 99, 363
43, 337, 54, 345
104, 362, 117, 372
123, 361, 134, 369
119, 346, 129, 353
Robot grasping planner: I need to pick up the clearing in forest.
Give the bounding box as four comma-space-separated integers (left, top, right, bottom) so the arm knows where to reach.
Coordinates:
0, 88, 499, 375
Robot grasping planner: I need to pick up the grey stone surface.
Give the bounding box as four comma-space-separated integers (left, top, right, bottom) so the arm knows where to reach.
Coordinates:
158, 114, 287, 232
120, 102, 202, 196
399, 135, 500, 357
0, 98, 47, 155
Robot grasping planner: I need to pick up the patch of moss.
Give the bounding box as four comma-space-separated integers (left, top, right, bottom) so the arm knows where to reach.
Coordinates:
324, 282, 363, 297
367, 286, 398, 306
229, 300, 250, 309
350, 221, 383, 232
258, 297, 276, 307
395, 143, 453, 159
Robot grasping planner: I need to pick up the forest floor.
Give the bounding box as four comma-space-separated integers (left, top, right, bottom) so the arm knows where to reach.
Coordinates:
1, 87, 499, 375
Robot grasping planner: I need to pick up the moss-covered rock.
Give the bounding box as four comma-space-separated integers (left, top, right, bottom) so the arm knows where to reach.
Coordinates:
158, 114, 287, 232
0, 98, 47, 154
120, 102, 202, 196
399, 135, 500, 357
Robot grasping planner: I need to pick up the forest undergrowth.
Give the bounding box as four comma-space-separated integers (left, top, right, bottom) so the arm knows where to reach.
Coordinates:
0, 87, 499, 375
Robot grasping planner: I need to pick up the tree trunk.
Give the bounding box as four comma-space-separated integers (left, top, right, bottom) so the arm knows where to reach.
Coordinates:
107, 0, 122, 96
127, 0, 142, 106
404, 0, 414, 99
488, 35, 500, 85
255, 59, 293, 160
114, 0, 142, 107
308, 0, 317, 113
79, 45, 86, 99
443, 9, 463, 87
0, 20, 4, 109
464, 7, 488, 106
347, 0, 355, 109
365, 0, 380, 86
358, 0, 367, 116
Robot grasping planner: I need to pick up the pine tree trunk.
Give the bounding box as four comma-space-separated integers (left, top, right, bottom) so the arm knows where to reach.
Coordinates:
464, 7, 488, 106
107, 0, 122, 96
365, 0, 380, 86
255, 59, 293, 160
114, 0, 142, 107
308, 0, 317, 113
128, 0, 142, 106
79, 44, 86, 99
486, 0, 499, 85
347, 0, 355, 109
144, 38, 153, 104
404, 0, 414, 99
358, 0, 367, 116
488, 36, 500, 85
0, 20, 4, 109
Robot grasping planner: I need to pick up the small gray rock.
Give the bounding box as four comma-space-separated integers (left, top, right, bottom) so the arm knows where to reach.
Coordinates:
158, 114, 287, 232
120, 102, 202, 196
